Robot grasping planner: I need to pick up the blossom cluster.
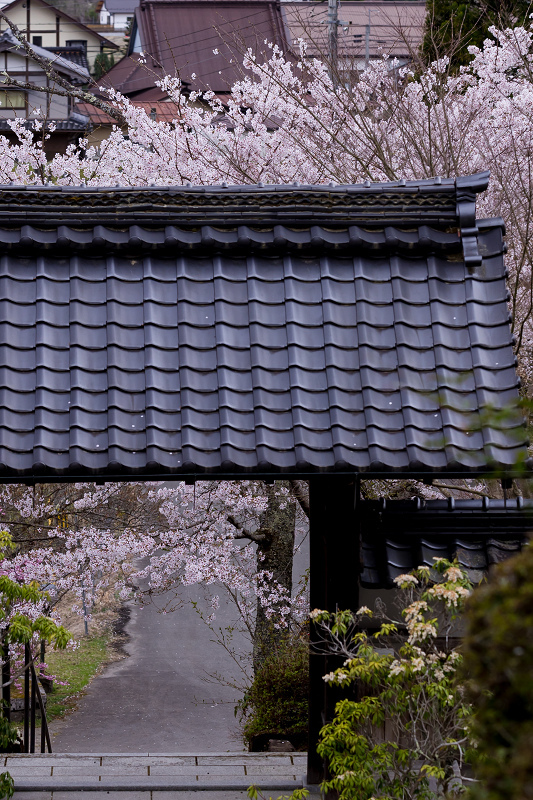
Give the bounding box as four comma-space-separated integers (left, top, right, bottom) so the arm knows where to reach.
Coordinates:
0, 481, 307, 645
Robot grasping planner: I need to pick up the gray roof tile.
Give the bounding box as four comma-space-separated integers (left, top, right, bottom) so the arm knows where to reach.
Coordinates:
0, 175, 526, 477
360, 498, 531, 587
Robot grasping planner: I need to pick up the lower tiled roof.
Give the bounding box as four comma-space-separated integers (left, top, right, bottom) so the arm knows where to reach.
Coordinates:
360, 498, 532, 587
0, 117, 89, 132
76, 100, 183, 126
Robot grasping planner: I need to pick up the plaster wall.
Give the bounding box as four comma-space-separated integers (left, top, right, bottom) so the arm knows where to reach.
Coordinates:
0, 2, 108, 62
0, 50, 69, 118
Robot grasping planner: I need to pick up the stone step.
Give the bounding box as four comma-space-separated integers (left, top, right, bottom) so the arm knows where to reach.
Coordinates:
14, 793, 318, 800
1, 753, 317, 798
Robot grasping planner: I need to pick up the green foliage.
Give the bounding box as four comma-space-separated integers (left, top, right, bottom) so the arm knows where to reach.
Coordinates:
0, 770, 13, 800
462, 544, 533, 800
0, 530, 71, 654
247, 787, 309, 800
240, 635, 309, 750
423, 0, 532, 68
0, 713, 17, 753
93, 52, 115, 80
0, 530, 71, 795
44, 632, 110, 722
312, 560, 473, 800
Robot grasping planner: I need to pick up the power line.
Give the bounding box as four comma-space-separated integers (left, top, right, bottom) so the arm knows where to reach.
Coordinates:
94, 16, 287, 89
113, 7, 274, 51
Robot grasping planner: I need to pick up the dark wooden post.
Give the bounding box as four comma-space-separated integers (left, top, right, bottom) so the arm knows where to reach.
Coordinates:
23, 643, 30, 752
30, 661, 36, 753
307, 476, 359, 786
2, 635, 10, 724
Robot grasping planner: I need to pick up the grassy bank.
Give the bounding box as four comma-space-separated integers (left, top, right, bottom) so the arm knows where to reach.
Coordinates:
43, 633, 111, 722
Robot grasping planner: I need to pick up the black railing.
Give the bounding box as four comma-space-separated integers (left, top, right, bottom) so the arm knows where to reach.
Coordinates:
2, 642, 52, 753
23, 643, 52, 753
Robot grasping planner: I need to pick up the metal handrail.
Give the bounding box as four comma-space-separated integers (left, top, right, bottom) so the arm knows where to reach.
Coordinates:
22, 644, 52, 754
30, 660, 52, 753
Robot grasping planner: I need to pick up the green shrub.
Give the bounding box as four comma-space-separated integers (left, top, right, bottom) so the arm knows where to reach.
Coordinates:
93, 52, 115, 80
240, 635, 309, 750
462, 544, 533, 800
313, 560, 472, 799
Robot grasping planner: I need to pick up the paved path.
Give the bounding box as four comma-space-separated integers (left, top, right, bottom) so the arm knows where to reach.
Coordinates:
51, 523, 309, 754
52, 585, 249, 753
6, 752, 317, 799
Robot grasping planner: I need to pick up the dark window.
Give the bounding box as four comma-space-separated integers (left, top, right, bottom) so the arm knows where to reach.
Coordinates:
32, 36, 42, 47
0, 90, 26, 109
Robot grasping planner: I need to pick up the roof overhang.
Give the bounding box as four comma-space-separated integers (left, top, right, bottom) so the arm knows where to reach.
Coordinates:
0, 173, 527, 482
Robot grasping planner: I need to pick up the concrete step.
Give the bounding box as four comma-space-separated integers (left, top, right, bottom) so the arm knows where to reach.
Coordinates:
1, 753, 320, 799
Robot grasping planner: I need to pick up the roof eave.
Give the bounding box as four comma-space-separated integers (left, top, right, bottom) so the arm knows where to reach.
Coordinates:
0, 465, 529, 485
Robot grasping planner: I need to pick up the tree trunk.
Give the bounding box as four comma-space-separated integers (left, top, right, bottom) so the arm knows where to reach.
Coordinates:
253, 482, 296, 672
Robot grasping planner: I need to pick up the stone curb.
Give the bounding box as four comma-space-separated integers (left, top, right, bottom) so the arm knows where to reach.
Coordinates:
13, 780, 303, 793
7, 753, 307, 759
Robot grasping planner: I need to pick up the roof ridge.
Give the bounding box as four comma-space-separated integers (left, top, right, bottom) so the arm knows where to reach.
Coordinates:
0, 172, 489, 194
0, 174, 490, 232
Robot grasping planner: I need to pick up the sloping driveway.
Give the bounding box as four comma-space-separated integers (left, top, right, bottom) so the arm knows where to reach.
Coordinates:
51, 585, 248, 753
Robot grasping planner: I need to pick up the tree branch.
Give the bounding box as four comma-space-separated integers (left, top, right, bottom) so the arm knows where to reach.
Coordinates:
289, 479, 310, 518
226, 514, 266, 543
432, 482, 491, 498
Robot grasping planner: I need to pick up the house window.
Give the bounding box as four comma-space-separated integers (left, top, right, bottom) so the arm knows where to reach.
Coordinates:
66, 39, 87, 53
0, 91, 25, 109
32, 36, 42, 46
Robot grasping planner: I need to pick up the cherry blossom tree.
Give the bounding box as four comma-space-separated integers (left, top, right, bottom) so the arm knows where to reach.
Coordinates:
0, 480, 308, 683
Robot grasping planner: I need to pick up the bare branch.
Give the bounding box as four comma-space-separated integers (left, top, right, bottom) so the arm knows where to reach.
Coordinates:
432, 483, 491, 498
289, 479, 310, 519
226, 514, 266, 543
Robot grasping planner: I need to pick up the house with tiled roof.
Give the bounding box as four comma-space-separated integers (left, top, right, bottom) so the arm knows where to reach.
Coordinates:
0, 0, 118, 74
282, 0, 426, 68
0, 29, 90, 153
99, 0, 139, 31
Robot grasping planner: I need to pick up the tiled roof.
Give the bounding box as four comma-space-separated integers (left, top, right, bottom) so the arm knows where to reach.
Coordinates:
0, 173, 526, 479
94, 53, 170, 101
0, 115, 89, 132
76, 100, 183, 125
105, 0, 139, 13
98, 0, 288, 98
359, 498, 532, 587
48, 45, 90, 73
0, 30, 90, 83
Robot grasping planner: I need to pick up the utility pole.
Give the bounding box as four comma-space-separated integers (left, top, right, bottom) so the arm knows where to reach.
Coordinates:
327, 0, 338, 81
365, 8, 370, 69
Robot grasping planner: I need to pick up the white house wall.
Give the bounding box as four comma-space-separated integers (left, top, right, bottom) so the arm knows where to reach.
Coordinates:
0, 2, 109, 65
0, 49, 70, 118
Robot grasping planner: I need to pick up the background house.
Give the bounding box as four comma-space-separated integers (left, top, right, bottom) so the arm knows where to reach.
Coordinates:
96, 0, 289, 101
75, 98, 182, 146
282, 0, 426, 76
98, 0, 138, 32
0, 0, 119, 74
95, 0, 426, 103
0, 28, 90, 152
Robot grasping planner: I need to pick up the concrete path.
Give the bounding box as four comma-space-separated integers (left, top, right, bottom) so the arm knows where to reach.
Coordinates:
5, 752, 319, 799
52, 585, 249, 753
